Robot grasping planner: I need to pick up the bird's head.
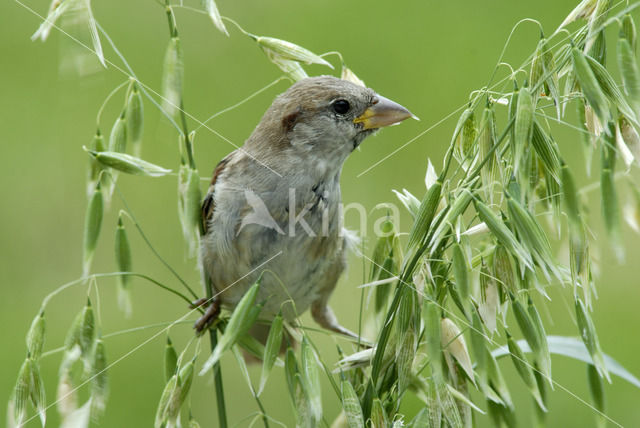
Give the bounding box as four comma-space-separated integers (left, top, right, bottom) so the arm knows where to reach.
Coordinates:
246, 76, 414, 170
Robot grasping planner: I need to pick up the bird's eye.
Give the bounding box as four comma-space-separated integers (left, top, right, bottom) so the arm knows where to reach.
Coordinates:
332, 99, 351, 115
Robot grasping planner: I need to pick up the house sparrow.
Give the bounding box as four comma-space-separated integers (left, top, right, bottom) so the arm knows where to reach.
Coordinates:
196, 76, 412, 342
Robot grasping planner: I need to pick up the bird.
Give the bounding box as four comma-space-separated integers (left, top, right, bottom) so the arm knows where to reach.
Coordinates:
194, 75, 413, 345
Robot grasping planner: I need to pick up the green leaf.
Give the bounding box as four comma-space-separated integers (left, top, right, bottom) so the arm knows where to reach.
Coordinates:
492, 336, 640, 388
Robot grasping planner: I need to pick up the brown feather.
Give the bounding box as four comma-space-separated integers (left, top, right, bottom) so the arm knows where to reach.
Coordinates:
201, 154, 232, 234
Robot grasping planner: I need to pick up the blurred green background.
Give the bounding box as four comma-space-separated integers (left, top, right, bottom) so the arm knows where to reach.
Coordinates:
2, 0, 640, 426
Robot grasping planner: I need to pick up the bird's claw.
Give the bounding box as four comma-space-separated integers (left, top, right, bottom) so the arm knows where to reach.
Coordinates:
192, 297, 220, 334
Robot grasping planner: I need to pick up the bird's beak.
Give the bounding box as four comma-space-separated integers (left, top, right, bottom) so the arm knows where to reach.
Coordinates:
353, 94, 414, 130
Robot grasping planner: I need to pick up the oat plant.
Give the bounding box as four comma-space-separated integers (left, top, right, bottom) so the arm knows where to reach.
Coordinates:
8, 0, 640, 427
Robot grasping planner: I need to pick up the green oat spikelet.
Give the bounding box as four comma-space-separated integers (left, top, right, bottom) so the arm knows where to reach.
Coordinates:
258, 312, 284, 395
200, 278, 263, 374
203, 0, 228, 36
340, 379, 364, 428
86, 148, 172, 177
575, 297, 610, 381
83, 183, 103, 276
165, 336, 178, 382
125, 81, 144, 157
161, 35, 184, 118
26, 311, 45, 361
114, 213, 133, 316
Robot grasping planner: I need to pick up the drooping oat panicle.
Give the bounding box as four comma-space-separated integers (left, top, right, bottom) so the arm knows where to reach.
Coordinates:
258, 312, 283, 395
575, 297, 610, 381
203, 0, 228, 36
161, 36, 184, 118
26, 311, 46, 361
125, 81, 144, 157
83, 183, 103, 276
114, 214, 133, 316
200, 279, 262, 374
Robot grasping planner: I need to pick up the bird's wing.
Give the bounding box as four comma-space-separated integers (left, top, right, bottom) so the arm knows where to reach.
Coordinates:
201, 154, 233, 235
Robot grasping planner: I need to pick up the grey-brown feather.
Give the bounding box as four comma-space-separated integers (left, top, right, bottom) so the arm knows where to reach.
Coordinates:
200, 76, 377, 337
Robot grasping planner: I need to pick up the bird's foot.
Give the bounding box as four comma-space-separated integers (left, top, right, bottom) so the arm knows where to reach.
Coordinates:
191, 297, 220, 334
